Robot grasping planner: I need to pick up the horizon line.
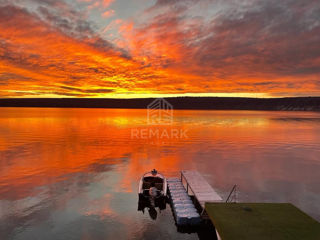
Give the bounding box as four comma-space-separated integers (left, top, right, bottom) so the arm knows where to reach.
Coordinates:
2, 92, 320, 99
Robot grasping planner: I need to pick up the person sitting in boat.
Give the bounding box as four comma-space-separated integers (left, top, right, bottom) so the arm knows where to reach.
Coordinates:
149, 182, 158, 198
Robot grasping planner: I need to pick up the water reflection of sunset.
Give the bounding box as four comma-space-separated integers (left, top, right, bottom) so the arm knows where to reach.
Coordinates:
1, 108, 320, 239
1, 109, 320, 198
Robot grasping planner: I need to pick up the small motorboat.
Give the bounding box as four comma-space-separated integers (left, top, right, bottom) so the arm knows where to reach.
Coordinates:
138, 169, 167, 210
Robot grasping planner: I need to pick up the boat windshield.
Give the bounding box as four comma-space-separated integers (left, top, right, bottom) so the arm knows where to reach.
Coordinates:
143, 176, 163, 183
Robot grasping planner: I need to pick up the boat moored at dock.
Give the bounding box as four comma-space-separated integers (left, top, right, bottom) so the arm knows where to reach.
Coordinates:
138, 169, 167, 208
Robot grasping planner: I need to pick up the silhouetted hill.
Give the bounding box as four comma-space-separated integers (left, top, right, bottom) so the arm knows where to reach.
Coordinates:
0, 97, 320, 111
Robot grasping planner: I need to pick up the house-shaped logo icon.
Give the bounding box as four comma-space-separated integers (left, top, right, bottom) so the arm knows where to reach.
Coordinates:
147, 98, 173, 125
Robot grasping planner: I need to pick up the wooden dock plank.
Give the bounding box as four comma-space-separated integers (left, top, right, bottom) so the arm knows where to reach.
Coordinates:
181, 170, 222, 208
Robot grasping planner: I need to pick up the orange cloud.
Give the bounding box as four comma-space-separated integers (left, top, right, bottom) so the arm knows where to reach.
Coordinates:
0, 0, 320, 97
102, 0, 114, 7
102, 9, 115, 18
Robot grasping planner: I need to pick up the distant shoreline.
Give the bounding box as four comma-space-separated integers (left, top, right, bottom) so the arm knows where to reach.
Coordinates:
0, 97, 320, 111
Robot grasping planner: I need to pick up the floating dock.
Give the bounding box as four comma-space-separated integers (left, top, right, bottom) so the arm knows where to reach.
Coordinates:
167, 170, 222, 226
167, 178, 201, 225
181, 170, 222, 209
167, 171, 320, 239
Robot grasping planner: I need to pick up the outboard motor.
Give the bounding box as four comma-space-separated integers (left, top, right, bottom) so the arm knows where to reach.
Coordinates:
148, 207, 157, 220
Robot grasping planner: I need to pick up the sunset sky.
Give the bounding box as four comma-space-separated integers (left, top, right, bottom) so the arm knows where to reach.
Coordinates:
0, 0, 320, 98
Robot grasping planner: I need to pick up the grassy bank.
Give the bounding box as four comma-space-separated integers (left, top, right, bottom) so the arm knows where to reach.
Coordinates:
206, 203, 320, 240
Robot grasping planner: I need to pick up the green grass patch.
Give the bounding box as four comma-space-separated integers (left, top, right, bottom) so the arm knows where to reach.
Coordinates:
205, 203, 320, 240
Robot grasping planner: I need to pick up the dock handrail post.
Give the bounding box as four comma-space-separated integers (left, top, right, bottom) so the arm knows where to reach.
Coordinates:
226, 184, 237, 203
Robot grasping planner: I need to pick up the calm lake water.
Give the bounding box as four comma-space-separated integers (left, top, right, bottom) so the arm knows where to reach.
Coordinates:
0, 107, 320, 240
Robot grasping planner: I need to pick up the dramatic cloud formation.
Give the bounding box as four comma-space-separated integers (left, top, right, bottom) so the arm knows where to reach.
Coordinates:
0, 0, 320, 97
